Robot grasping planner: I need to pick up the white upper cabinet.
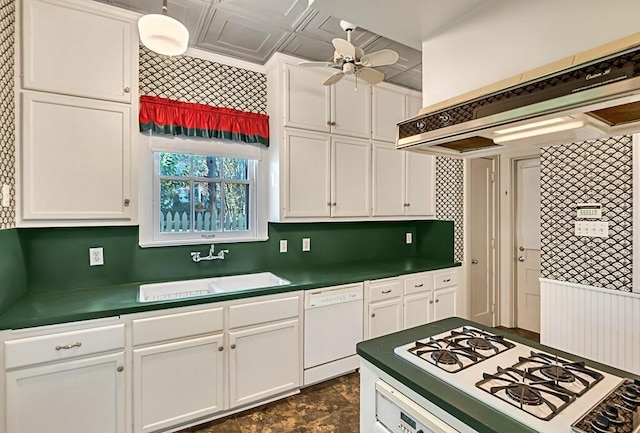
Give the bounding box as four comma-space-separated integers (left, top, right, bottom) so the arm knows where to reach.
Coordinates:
284, 65, 371, 138
21, 91, 132, 221
372, 143, 436, 217
22, 0, 134, 103
372, 85, 422, 143
331, 137, 371, 217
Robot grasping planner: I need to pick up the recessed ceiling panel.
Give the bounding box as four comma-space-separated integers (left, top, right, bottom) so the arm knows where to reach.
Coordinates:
216, 0, 311, 30
362, 38, 422, 71
386, 66, 422, 91
198, 9, 292, 63
298, 12, 379, 49
279, 34, 335, 62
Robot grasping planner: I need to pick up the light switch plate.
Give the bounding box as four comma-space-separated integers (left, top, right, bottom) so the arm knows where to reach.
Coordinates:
279, 239, 287, 253
406, 232, 412, 244
574, 221, 609, 238
302, 238, 311, 252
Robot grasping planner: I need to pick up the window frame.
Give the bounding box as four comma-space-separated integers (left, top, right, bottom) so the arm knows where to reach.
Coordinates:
138, 131, 268, 248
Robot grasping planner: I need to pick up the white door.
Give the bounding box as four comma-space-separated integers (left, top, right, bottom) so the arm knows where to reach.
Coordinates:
403, 292, 432, 329
405, 152, 436, 216
331, 137, 371, 217
371, 86, 405, 142
132, 335, 225, 433
516, 158, 542, 333
283, 129, 331, 218
284, 65, 331, 132
372, 143, 404, 216
21, 91, 132, 221
6, 352, 125, 433
368, 298, 402, 339
228, 319, 300, 408
332, 78, 371, 138
469, 157, 496, 326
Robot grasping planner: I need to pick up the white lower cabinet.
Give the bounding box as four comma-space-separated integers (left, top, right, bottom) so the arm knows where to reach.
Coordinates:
132, 334, 225, 433
3, 322, 126, 433
368, 298, 403, 339
433, 286, 457, 321
229, 319, 299, 407
403, 292, 433, 329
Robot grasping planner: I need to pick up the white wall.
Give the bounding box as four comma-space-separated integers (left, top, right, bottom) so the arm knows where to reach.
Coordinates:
421, 0, 640, 105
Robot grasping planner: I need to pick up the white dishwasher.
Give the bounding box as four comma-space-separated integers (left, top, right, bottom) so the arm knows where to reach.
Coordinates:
303, 282, 363, 386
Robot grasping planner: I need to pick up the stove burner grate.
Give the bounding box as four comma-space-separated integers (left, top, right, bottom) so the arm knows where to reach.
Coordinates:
430, 350, 460, 365
540, 364, 576, 383
505, 383, 544, 406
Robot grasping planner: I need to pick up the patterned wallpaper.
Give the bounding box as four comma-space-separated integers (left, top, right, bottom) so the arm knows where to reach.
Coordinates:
139, 46, 267, 114
0, 0, 15, 229
436, 156, 464, 262
540, 135, 633, 291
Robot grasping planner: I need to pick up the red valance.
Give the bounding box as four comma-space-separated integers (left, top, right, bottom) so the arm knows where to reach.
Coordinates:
139, 95, 269, 146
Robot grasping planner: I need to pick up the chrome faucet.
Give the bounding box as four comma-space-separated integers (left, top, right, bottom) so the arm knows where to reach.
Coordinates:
191, 244, 229, 262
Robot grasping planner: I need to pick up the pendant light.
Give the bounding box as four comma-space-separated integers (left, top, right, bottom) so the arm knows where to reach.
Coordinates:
138, 0, 189, 56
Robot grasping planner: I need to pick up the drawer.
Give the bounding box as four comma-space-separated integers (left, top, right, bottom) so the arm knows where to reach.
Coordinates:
434, 270, 458, 289
368, 278, 401, 302
229, 295, 300, 329
403, 273, 434, 295
132, 307, 224, 346
4, 324, 125, 369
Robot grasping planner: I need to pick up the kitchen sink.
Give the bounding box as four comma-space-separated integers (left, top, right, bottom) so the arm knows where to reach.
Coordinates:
138, 272, 291, 302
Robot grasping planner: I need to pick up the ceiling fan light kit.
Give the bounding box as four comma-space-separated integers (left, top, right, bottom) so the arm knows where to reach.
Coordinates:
298, 20, 400, 87
138, 0, 189, 56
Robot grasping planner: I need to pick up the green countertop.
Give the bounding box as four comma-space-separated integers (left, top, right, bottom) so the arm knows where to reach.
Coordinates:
0, 258, 460, 330
356, 317, 640, 433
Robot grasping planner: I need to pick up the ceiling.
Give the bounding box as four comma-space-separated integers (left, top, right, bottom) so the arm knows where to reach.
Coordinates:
100, 0, 491, 91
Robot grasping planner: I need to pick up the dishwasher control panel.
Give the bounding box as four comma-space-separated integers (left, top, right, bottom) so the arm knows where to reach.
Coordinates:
305, 283, 363, 308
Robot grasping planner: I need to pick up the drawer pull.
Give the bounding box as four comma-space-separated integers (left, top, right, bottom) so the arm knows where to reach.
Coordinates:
414, 283, 424, 288
55, 342, 82, 351
443, 278, 451, 283
381, 289, 392, 294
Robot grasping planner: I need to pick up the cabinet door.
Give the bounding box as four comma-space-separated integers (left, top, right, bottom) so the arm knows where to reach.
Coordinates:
368, 298, 402, 339
229, 319, 300, 408
22, 0, 132, 103
403, 292, 433, 329
406, 94, 423, 119
433, 287, 457, 322
405, 151, 436, 216
372, 86, 406, 142
21, 91, 132, 222
133, 335, 225, 433
283, 129, 331, 217
372, 143, 404, 216
6, 352, 125, 433
285, 66, 331, 132
331, 78, 371, 138
331, 137, 371, 217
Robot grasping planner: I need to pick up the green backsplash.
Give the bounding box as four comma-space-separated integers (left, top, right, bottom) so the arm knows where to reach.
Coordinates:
0, 229, 27, 314
16, 220, 455, 294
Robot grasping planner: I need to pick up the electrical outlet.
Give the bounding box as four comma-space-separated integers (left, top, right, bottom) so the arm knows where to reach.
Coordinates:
89, 247, 104, 266
1, 184, 9, 207
279, 239, 288, 253
406, 232, 413, 244
302, 238, 311, 252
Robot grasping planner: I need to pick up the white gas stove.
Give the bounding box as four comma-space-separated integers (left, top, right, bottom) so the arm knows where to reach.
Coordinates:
393, 327, 640, 433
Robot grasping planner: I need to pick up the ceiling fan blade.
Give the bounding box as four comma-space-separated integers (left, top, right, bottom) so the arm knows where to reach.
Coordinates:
323, 71, 345, 86
332, 38, 356, 59
356, 67, 385, 85
298, 61, 335, 68
360, 49, 399, 67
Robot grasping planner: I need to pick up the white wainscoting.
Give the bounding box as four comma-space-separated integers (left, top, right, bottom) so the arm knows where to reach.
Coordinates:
540, 278, 640, 375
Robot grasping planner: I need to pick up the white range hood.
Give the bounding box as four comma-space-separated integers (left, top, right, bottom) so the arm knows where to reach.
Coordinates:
397, 32, 640, 157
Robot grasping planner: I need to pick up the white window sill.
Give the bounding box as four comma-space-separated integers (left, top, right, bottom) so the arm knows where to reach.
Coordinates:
139, 236, 269, 248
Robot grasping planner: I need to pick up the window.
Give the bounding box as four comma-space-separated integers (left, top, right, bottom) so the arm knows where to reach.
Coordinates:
155, 152, 256, 242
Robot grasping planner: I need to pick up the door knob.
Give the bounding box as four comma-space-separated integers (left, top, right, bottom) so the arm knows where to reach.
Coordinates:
471, 259, 478, 264
517, 256, 525, 262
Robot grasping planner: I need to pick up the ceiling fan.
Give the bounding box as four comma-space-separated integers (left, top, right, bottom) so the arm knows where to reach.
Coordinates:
298, 20, 400, 86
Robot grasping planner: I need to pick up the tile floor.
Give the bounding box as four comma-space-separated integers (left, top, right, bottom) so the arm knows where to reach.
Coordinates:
179, 327, 538, 433
179, 372, 359, 433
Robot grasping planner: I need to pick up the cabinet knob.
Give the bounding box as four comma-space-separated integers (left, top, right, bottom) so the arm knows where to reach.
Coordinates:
331, 202, 336, 206
429, 300, 434, 304
117, 366, 124, 372
406, 203, 411, 207
231, 344, 236, 349
124, 199, 131, 206
218, 346, 224, 352
435, 299, 440, 303
371, 313, 376, 318
327, 202, 332, 206
124, 87, 130, 93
